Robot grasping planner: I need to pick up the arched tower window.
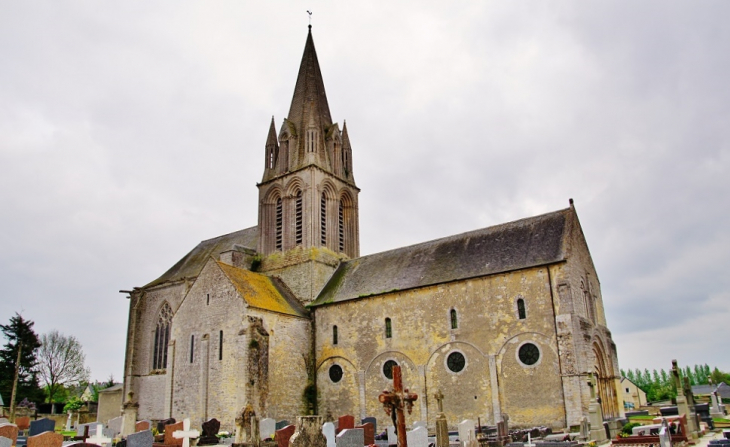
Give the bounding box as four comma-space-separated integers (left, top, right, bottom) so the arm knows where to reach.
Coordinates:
275, 197, 283, 251
320, 193, 327, 245
333, 325, 338, 345
385, 318, 392, 338
517, 298, 526, 319
153, 302, 173, 370
338, 200, 345, 252
450, 309, 458, 329
295, 190, 303, 245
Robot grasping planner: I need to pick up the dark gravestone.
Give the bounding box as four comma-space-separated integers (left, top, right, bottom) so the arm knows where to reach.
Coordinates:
660, 407, 678, 417
361, 418, 377, 434
128, 430, 154, 447
29, 419, 55, 437
355, 424, 374, 446
695, 403, 714, 429
275, 421, 290, 431
199, 419, 220, 446
275, 425, 296, 447
157, 419, 176, 435
336, 416, 354, 435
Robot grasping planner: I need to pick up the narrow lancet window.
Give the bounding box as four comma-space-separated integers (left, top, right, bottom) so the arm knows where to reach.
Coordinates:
190, 335, 195, 363
275, 197, 283, 250
338, 200, 345, 252
517, 298, 526, 320
219, 330, 223, 361
450, 309, 458, 329
320, 193, 327, 245
295, 191, 303, 245
153, 303, 172, 370
333, 325, 338, 345
385, 318, 392, 338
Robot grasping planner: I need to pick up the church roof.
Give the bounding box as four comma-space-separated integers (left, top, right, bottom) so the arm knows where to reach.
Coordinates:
143, 226, 259, 289
216, 261, 308, 318
311, 208, 571, 306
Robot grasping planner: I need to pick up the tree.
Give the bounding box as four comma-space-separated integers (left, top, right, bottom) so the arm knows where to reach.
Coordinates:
37, 330, 90, 403
0, 313, 44, 408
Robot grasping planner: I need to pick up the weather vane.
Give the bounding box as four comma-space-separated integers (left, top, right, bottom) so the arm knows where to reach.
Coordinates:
307, 10, 312, 26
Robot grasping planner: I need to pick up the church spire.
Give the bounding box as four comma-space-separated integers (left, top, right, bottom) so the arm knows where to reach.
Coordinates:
287, 26, 332, 128
262, 116, 280, 182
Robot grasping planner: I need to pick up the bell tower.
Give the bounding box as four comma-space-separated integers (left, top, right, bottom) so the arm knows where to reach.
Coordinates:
257, 26, 360, 303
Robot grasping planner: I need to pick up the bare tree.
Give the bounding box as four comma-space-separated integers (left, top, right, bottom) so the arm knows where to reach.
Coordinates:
37, 330, 90, 403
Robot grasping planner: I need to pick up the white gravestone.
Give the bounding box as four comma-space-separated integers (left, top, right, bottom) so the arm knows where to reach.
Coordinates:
386, 426, 396, 445
260, 418, 276, 441
407, 426, 428, 447
88, 424, 113, 447
0, 436, 12, 447
659, 419, 672, 447
322, 422, 336, 447
173, 419, 200, 447
412, 421, 426, 430
107, 417, 123, 437
458, 420, 475, 447
335, 428, 363, 447
65, 413, 73, 432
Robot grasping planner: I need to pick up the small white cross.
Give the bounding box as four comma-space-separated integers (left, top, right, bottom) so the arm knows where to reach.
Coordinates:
173, 418, 200, 447
87, 424, 112, 447
524, 432, 535, 447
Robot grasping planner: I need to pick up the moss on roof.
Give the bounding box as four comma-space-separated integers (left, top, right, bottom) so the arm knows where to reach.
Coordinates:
143, 226, 259, 289
310, 208, 571, 307
216, 261, 308, 318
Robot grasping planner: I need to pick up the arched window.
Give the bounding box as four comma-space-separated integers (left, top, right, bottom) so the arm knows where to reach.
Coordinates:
295, 190, 303, 245
517, 298, 526, 320
338, 200, 345, 252
275, 197, 283, 251
320, 193, 327, 245
385, 318, 392, 338
153, 303, 173, 370
450, 309, 458, 329
333, 325, 338, 345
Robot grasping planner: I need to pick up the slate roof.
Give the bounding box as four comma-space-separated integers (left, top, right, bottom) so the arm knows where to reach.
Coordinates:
216, 261, 308, 318
144, 226, 259, 288
311, 208, 572, 307
692, 382, 730, 398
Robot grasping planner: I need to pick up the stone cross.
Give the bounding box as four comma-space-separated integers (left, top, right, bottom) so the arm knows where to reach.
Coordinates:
434, 390, 444, 414
172, 419, 200, 447
378, 365, 418, 447
88, 424, 112, 447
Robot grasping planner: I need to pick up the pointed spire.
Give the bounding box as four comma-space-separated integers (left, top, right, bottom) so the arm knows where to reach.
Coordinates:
262, 116, 280, 182
266, 116, 278, 147
287, 27, 332, 131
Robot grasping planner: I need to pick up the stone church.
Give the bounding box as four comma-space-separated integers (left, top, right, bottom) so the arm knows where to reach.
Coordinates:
122, 27, 622, 431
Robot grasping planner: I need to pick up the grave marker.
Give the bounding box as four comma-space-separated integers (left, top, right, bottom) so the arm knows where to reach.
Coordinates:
378, 366, 418, 447
457, 420, 475, 447
355, 423, 374, 446
28, 419, 55, 437
433, 390, 448, 447
0, 436, 11, 447
108, 417, 123, 438
659, 419, 672, 447
0, 425, 19, 446
336, 416, 354, 435
275, 425, 295, 447
386, 427, 396, 446
361, 418, 377, 434
322, 422, 336, 447
15, 418, 30, 432
199, 418, 220, 446
26, 431, 63, 447
156, 419, 176, 435
163, 421, 185, 446
260, 419, 276, 441
275, 421, 290, 431
87, 424, 112, 447
172, 419, 200, 447
335, 428, 363, 447
127, 430, 154, 447
135, 421, 151, 433
406, 427, 427, 447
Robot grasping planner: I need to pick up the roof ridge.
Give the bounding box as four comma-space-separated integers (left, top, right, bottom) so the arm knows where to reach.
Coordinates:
199, 225, 258, 244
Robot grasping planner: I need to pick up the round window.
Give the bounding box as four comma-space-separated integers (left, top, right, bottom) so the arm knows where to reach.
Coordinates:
383, 360, 398, 380
329, 364, 343, 383
518, 343, 540, 366
446, 351, 466, 373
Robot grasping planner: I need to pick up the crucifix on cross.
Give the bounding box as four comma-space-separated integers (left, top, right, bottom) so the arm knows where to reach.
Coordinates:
378, 365, 418, 447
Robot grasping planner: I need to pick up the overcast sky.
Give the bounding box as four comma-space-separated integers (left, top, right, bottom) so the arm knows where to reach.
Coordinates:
1, 2, 729, 384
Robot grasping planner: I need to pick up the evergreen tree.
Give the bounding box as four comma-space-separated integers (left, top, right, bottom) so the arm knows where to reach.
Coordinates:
0, 313, 44, 406
694, 365, 705, 384
652, 369, 660, 384
620, 368, 626, 378
660, 369, 668, 385
684, 366, 694, 385
634, 368, 644, 387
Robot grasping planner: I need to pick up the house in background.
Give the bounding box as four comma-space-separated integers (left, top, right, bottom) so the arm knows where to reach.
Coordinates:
621, 376, 647, 409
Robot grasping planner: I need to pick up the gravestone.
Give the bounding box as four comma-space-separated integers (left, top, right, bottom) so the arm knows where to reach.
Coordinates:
108, 417, 124, 437
171, 419, 200, 447
275, 421, 290, 431
458, 420, 475, 445
406, 426, 427, 447
361, 418, 376, 434
127, 430, 154, 447
15, 418, 30, 432
659, 419, 672, 447
164, 421, 185, 446
337, 417, 354, 435
66, 413, 74, 432
355, 423, 374, 446
288, 416, 326, 447
587, 374, 607, 443
386, 427, 396, 446
0, 425, 19, 445
27, 431, 63, 447
29, 419, 55, 437
578, 417, 589, 442
322, 422, 336, 447
136, 421, 151, 433
199, 418, 220, 446
260, 419, 276, 441
433, 390, 448, 447
0, 436, 12, 447
335, 428, 363, 447
156, 420, 176, 435
275, 425, 295, 447
412, 422, 426, 431
711, 393, 724, 418
87, 424, 112, 447
77, 423, 96, 439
